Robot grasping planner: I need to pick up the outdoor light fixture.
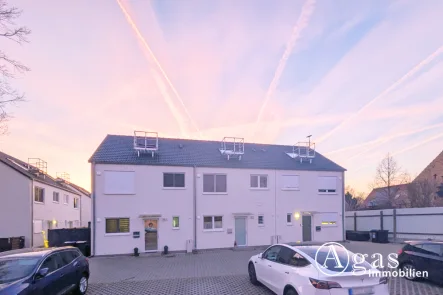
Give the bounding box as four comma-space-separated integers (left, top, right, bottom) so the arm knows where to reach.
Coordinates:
52, 219, 57, 225
294, 212, 301, 220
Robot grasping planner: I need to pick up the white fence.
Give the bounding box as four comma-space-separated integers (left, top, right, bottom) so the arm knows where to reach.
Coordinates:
345, 207, 443, 242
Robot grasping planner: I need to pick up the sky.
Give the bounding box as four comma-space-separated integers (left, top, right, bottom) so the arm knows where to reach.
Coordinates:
1, 0, 443, 194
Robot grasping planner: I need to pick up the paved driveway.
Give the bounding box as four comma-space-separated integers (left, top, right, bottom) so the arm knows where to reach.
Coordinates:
88, 242, 443, 295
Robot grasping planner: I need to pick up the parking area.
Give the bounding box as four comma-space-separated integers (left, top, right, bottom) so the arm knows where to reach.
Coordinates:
87, 242, 443, 295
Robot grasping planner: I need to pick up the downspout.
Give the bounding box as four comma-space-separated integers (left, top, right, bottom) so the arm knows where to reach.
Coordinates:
193, 165, 197, 250
30, 179, 34, 247
342, 171, 345, 242
91, 162, 96, 256
274, 169, 277, 243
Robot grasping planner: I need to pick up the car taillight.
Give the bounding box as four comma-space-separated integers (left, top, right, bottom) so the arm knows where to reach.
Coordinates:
379, 277, 388, 284
397, 249, 403, 255
309, 278, 342, 289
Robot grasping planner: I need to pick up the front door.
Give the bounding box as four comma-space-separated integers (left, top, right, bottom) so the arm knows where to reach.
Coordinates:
235, 217, 247, 246
144, 219, 158, 251
302, 215, 312, 242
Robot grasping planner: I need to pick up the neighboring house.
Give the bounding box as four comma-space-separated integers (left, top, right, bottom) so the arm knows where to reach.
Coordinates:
0, 151, 86, 247
413, 150, 443, 207
362, 184, 409, 209
57, 180, 92, 228
362, 150, 443, 209
89, 132, 346, 256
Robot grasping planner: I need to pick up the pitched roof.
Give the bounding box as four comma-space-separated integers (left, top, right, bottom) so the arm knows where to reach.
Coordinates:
414, 150, 443, 183
0, 151, 80, 196
64, 182, 90, 197
89, 135, 346, 172
362, 184, 409, 208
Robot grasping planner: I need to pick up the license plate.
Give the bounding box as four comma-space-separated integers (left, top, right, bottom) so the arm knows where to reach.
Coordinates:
348, 287, 374, 295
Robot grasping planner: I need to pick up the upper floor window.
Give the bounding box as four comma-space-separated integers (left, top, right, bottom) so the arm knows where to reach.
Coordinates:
163, 173, 185, 188
73, 198, 79, 209
34, 187, 44, 203
282, 175, 299, 190
53, 192, 59, 203
250, 175, 268, 189
64, 194, 69, 204
104, 171, 135, 195
318, 176, 337, 194
203, 174, 227, 193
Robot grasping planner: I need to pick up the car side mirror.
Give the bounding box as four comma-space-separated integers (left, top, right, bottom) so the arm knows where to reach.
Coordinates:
258, 253, 263, 259
35, 268, 49, 279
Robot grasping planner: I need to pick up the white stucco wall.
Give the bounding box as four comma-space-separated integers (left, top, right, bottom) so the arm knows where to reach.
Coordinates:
196, 168, 344, 249
93, 164, 344, 255
80, 194, 91, 227
93, 164, 194, 256
32, 181, 81, 247
0, 162, 32, 247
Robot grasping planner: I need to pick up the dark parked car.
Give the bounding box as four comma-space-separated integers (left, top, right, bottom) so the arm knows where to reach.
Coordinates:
0, 246, 90, 295
398, 240, 443, 284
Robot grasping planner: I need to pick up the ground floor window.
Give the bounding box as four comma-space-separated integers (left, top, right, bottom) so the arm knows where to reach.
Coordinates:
172, 216, 180, 229
203, 216, 223, 230
286, 213, 292, 225
106, 218, 130, 233
258, 214, 264, 226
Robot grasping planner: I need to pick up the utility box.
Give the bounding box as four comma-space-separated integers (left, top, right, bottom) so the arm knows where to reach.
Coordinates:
186, 239, 193, 253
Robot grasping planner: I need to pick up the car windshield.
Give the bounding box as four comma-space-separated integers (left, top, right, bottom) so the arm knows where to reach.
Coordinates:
301, 247, 372, 273
0, 257, 40, 283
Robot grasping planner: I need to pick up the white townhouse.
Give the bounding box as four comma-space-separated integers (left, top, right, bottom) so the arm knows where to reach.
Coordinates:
89, 132, 346, 256
0, 151, 91, 247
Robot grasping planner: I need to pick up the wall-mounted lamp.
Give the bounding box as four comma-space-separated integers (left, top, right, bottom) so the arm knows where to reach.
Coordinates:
294, 212, 300, 220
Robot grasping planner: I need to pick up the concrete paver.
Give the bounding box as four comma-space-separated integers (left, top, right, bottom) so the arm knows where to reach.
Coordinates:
87, 242, 443, 295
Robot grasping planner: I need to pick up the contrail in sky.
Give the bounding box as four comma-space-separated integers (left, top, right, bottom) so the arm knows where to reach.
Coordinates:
116, 0, 201, 138
317, 45, 443, 143
326, 122, 443, 157
251, 0, 316, 138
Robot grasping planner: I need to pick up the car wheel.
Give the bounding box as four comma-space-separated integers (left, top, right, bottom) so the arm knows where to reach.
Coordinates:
75, 274, 89, 294
402, 263, 418, 281
284, 287, 298, 295
248, 262, 259, 285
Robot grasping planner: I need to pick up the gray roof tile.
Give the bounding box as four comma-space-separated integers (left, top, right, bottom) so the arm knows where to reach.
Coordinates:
89, 135, 346, 172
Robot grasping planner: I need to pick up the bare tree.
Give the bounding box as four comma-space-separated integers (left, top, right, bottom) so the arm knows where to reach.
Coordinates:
407, 178, 437, 208
345, 186, 365, 211
0, 1, 30, 134
371, 153, 410, 208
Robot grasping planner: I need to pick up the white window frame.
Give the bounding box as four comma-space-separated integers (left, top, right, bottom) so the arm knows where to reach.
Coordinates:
281, 175, 300, 190
163, 173, 186, 189
318, 176, 337, 194
64, 194, 69, 205
286, 213, 293, 225
34, 187, 45, 204
258, 214, 264, 226
202, 174, 227, 194
52, 192, 60, 203
73, 197, 79, 209
203, 215, 223, 231
172, 216, 180, 229
250, 175, 268, 189
104, 217, 131, 236
319, 213, 338, 227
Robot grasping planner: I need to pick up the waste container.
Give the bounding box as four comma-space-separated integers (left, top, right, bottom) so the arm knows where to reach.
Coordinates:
64, 241, 90, 256
377, 230, 389, 243
370, 230, 377, 242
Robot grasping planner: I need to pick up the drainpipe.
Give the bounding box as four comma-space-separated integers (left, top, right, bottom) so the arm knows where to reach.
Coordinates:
342, 172, 345, 242
30, 179, 34, 247
274, 170, 277, 243
193, 165, 197, 250
91, 162, 96, 256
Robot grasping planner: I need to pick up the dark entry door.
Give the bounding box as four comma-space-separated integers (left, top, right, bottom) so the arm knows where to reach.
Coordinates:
302, 215, 312, 242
